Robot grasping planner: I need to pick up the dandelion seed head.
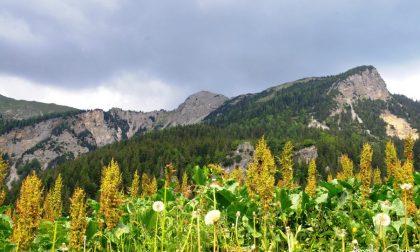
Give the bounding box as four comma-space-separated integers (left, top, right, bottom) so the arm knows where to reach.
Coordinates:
152, 201, 164, 213
204, 209, 221, 225
374, 213, 391, 227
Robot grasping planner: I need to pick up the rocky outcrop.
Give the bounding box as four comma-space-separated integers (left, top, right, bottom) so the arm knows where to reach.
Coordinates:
1, 91, 228, 186
380, 111, 419, 140
223, 142, 254, 173
330, 67, 391, 121
295, 146, 318, 165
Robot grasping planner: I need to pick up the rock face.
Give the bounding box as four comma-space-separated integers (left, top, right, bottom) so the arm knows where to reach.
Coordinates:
1, 91, 228, 186
295, 146, 318, 165
330, 67, 391, 121
380, 111, 419, 140
223, 142, 254, 173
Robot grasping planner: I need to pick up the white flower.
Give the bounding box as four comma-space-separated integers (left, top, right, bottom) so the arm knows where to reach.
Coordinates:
336, 229, 347, 238
204, 210, 221, 225
380, 200, 392, 211
400, 183, 413, 191
236, 211, 241, 218
374, 213, 391, 227
250, 244, 256, 251
152, 201, 164, 213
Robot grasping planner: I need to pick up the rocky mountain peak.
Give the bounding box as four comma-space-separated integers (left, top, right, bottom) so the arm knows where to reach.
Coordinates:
172, 91, 229, 125
334, 66, 391, 103
330, 66, 391, 120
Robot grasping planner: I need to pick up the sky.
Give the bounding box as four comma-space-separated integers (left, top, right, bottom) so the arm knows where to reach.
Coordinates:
0, 0, 419, 112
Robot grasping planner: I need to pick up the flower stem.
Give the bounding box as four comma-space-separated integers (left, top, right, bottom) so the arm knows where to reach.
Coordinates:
197, 213, 201, 252
154, 214, 159, 252
51, 221, 57, 252
404, 190, 409, 251
235, 214, 240, 247
161, 184, 167, 252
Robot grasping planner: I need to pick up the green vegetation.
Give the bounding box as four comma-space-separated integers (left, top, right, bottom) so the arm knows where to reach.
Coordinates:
1, 138, 419, 251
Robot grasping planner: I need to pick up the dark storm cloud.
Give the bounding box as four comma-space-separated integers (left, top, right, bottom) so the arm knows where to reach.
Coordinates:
0, 0, 419, 96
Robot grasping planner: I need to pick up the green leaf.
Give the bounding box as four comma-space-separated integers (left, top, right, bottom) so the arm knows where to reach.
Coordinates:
192, 166, 207, 186
414, 172, 420, 185
315, 193, 328, 204
277, 189, 292, 211
391, 198, 405, 217
319, 181, 342, 196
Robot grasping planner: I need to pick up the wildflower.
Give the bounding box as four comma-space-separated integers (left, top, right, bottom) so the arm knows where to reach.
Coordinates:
385, 140, 398, 181
352, 227, 358, 234
128, 170, 140, 197
152, 201, 164, 213
236, 211, 241, 217
59, 243, 69, 251
99, 159, 124, 229
0, 155, 7, 206
278, 141, 294, 188
43, 174, 63, 221
360, 143, 373, 204
336, 229, 347, 238
69, 188, 87, 251
374, 213, 391, 227
400, 183, 412, 191
141, 173, 157, 197
380, 200, 392, 211
339, 154, 354, 180
246, 136, 276, 211
305, 159, 317, 197
251, 244, 256, 251
205, 210, 221, 225
12, 171, 43, 250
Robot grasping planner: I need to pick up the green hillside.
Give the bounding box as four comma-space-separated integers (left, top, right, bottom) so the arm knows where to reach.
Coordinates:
0, 94, 78, 120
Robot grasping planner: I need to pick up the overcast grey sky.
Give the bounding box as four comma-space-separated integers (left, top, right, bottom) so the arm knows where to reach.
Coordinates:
0, 0, 419, 111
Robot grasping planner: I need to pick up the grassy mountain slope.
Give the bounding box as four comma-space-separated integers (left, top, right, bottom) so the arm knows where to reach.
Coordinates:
0, 94, 78, 120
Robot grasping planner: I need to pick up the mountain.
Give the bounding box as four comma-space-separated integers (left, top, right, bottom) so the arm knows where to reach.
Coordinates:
0, 91, 228, 186
0, 94, 78, 120
2, 65, 420, 202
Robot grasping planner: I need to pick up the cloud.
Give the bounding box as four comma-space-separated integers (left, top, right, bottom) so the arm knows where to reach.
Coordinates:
0, 0, 419, 110
380, 61, 420, 101
0, 71, 189, 111
0, 12, 42, 45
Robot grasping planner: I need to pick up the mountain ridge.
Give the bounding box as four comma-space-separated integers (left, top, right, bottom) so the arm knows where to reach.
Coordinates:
2, 65, 420, 191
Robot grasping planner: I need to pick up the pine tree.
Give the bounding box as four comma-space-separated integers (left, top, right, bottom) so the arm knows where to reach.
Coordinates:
246, 136, 275, 211
305, 159, 317, 197
43, 174, 63, 221
0, 155, 7, 206
99, 159, 124, 229
69, 187, 87, 251
278, 141, 294, 188
12, 171, 43, 250
385, 140, 398, 180
360, 143, 373, 204
128, 170, 140, 197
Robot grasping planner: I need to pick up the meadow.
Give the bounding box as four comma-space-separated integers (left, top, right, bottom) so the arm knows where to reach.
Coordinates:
0, 137, 419, 251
